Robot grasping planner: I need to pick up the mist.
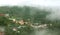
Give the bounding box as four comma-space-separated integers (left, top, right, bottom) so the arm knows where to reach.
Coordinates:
45, 6, 60, 20
31, 6, 60, 35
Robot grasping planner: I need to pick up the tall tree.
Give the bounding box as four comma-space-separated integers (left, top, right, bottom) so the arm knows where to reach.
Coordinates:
33, 10, 50, 23
23, 6, 31, 21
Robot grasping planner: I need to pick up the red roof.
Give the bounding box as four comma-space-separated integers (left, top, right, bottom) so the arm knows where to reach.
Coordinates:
0, 14, 5, 16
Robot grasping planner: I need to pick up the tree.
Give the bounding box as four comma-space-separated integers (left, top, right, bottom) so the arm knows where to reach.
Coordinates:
23, 6, 31, 22
33, 10, 50, 24
0, 16, 9, 26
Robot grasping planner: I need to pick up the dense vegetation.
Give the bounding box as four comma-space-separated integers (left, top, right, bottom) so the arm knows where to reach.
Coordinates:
0, 6, 49, 23
0, 6, 60, 29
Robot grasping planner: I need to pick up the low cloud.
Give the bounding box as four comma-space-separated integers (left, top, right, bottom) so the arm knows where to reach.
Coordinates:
46, 6, 60, 20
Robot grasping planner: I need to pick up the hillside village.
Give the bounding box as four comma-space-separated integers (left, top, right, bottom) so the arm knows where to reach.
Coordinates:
0, 6, 60, 35
0, 13, 51, 35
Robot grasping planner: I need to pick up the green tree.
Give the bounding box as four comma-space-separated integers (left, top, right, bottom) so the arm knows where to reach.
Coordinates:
33, 10, 50, 23
0, 16, 9, 26
23, 6, 31, 21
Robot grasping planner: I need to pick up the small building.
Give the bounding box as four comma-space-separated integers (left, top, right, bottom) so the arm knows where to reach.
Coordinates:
0, 26, 5, 35
0, 13, 9, 17
0, 14, 5, 16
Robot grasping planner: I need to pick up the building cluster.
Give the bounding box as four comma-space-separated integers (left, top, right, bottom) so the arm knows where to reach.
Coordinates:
0, 13, 53, 35
0, 13, 52, 27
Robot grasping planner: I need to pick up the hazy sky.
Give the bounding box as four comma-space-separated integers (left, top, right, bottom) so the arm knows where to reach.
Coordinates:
0, 0, 60, 7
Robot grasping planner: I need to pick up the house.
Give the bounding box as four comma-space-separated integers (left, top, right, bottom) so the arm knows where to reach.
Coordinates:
0, 14, 5, 16
0, 26, 5, 35
0, 14, 9, 17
